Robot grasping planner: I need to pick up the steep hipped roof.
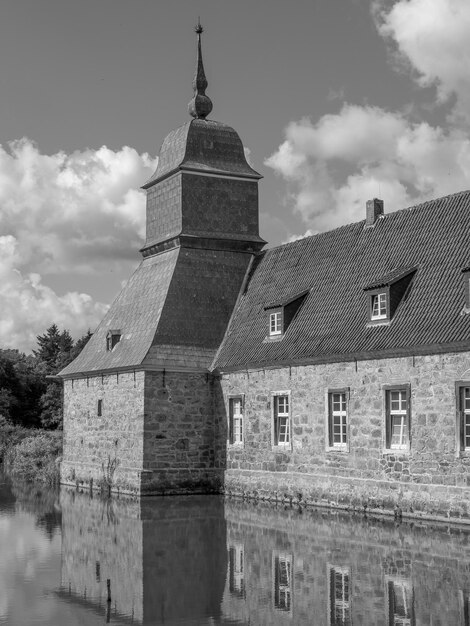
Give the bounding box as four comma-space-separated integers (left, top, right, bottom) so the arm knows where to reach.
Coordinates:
59, 250, 179, 376
142, 119, 261, 189
213, 190, 470, 371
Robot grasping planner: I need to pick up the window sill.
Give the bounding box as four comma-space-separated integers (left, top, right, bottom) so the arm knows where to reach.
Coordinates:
383, 448, 410, 455
263, 335, 284, 343
326, 446, 349, 453
272, 443, 291, 450
366, 319, 391, 328
228, 442, 244, 449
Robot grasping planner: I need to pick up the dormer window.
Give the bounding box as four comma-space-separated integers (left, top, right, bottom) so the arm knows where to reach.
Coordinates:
106, 329, 121, 351
461, 267, 470, 312
264, 290, 309, 339
364, 268, 416, 325
269, 310, 282, 336
371, 292, 387, 320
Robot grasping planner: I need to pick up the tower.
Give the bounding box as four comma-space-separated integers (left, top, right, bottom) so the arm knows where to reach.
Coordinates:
59, 24, 265, 494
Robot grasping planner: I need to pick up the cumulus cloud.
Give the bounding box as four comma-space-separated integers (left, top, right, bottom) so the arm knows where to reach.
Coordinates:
266, 0, 470, 235
377, 0, 470, 122
0, 139, 157, 275
0, 235, 108, 352
0, 139, 157, 351
266, 104, 470, 231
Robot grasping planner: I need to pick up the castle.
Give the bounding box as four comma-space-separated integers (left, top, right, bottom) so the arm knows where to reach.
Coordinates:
59, 25, 470, 521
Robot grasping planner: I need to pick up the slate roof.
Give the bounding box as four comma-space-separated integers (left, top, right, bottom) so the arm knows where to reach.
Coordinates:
142, 119, 261, 189
59, 250, 179, 376
213, 190, 470, 371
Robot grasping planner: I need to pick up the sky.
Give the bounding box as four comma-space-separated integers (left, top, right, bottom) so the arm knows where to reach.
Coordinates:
1, 0, 470, 352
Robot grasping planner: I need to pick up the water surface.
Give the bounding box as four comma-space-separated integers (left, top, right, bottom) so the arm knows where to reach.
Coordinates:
1, 472, 470, 625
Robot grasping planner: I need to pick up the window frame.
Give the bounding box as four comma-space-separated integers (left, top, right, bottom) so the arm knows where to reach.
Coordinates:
385, 576, 414, 626
272, 391, 291, 449
228, 395, 245, 447
327, 564, 352, 626
269, 309, 283, 336
272, 552, 293, 614
383, 384, 411, 453
369, 288, 390, 322
326, 388, 350, 452
455, 382, 470, 454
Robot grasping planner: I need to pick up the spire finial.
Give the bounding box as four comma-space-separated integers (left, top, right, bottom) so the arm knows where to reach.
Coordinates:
188, 21, 213, 120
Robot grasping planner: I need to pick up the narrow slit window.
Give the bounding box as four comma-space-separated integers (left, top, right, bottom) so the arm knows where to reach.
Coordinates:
274, 394, 290, 446
229, 397, 244, 445
328, 391, 348, 449
97, 399, 103, 417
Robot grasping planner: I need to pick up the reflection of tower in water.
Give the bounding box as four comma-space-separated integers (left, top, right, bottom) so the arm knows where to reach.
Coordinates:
58, 490, 227, 624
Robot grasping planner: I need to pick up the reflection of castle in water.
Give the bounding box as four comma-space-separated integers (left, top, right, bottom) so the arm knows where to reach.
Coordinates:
58, 490, 470, 625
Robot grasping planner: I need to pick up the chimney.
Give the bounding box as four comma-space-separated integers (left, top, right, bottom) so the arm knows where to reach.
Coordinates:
365, 198, 384, 227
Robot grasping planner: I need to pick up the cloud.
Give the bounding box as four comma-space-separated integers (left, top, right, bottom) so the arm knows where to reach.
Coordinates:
0, 139, 157, 352
377, 0, 470, 122
0, 235, 108, 352
265, 104, 470, 232
0, 139, 157, 276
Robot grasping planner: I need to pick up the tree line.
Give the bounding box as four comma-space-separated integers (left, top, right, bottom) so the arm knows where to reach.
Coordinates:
0, 324, 91, 430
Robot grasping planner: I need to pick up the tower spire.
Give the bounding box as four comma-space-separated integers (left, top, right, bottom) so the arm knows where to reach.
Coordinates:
188, 20, 213, 120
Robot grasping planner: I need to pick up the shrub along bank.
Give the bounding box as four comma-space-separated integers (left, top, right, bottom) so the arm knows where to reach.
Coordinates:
1, 420, 62, 485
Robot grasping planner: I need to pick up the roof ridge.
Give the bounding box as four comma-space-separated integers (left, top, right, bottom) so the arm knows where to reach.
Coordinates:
268, 188, 470, 256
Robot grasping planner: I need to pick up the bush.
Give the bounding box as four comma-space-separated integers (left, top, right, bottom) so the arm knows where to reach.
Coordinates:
6, 431, 63, 485
0, 418, 31, 462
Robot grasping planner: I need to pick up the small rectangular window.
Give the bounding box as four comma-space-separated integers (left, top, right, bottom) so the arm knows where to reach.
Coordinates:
385, 387, 410, 451
269, 311, 282, 336
328, 391, 348, 450
328, 565, 352, 626
457, 384, 470, 451
229, 397, 244, 445
97, 399, 103, 417
371, 292, 387, 319
273, 553, 292, 613
273, 394, 290, 446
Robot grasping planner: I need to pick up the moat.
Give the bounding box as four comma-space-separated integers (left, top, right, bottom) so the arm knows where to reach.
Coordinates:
1, 472, 470, 625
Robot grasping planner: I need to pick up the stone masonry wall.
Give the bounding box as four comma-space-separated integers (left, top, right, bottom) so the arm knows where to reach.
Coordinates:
219, 351, 470, 519
141, 370, 225, 493
61, 372, 145, 494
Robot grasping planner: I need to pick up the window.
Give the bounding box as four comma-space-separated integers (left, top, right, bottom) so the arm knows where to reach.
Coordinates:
273, 553, 292, 613
386, 578, 414, 626
273, 394, 290, 446
270, 311, 282, 336
229, 396, 244, 445
328, 566, 352, 626
364, 268, 416, 324
228, 544, 245, 597
328, 391, 349, 450
459, 590, 470, 626
456, 383, 470, 451
371, 292, 387, 319
97, 399, 103, 417
385, 387, 410, 450
106, 329, 121, 351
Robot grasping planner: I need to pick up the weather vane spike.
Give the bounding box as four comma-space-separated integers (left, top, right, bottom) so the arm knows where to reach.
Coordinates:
188, 20, 213, 119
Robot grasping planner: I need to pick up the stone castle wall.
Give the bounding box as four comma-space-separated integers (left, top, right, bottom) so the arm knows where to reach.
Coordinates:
219, 351, 470, 519
141, 370, 224, 494
61, 371, 145, 494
